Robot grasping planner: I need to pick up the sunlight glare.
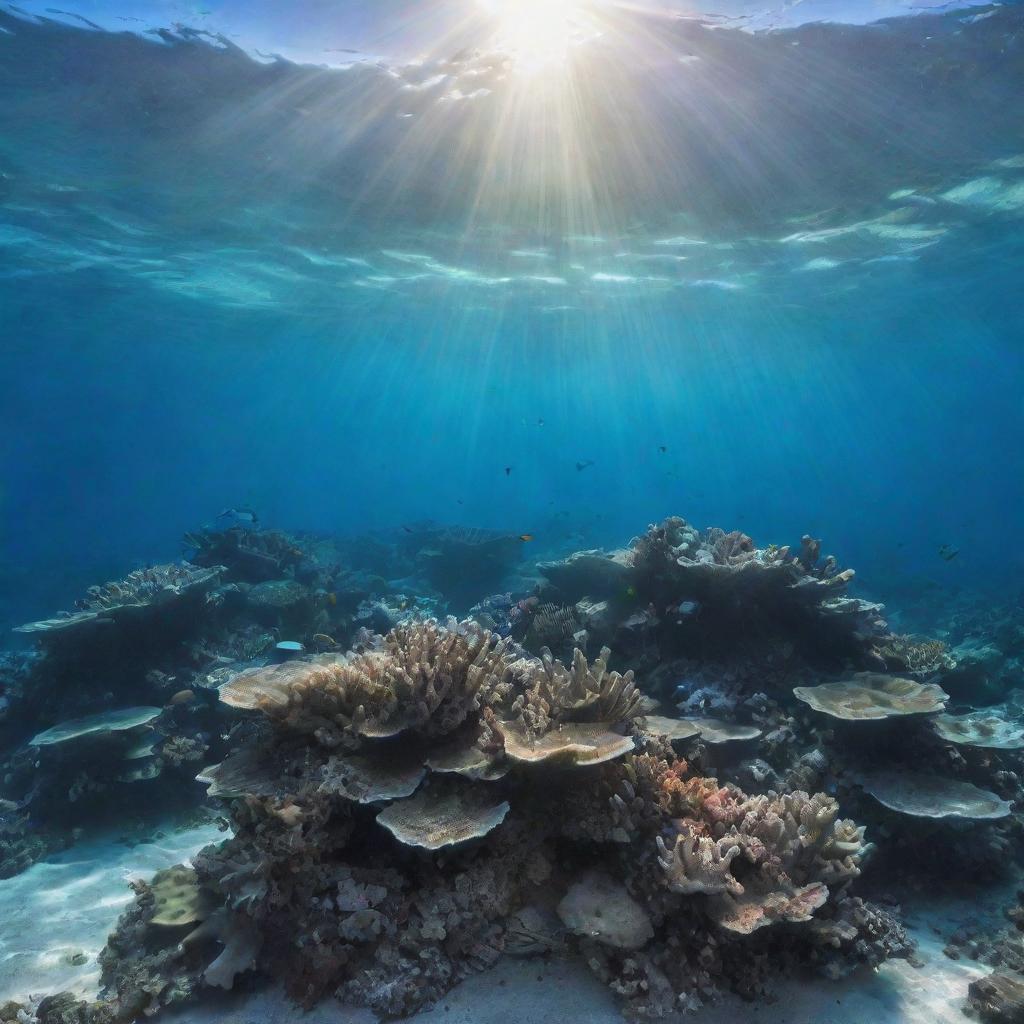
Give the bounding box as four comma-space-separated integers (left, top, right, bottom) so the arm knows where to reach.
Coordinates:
479, 0, 594, 74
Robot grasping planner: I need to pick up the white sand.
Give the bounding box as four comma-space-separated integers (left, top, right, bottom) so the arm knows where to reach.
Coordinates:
0, 827, 1001, 1023
0, 823, 224, 1003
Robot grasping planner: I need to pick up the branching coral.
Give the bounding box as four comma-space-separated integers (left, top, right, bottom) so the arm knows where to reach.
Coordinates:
878, 633, 955, 676
656, 829, 743, 895
498, 646, 650, 741
654, 789, 869, 936
222, 619, 515, 747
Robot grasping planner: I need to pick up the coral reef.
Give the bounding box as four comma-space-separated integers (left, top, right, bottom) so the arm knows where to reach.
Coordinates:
97, 618, 886, 1020
9, 509, 1024, 1020
534, 517, 888, 680
15, 564, 223, 637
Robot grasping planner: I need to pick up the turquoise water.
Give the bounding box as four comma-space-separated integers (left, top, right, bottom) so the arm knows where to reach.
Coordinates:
1, 1, 1023, 628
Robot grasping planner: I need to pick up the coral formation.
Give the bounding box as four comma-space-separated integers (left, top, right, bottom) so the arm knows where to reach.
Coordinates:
12, 509, 1023, 1020
96, 616, 883, 1020
557, 871, 654, 950
933, 706, 1024, 750
793, 673, 948, 720
534, 516, 889, 679
15, 564, 223, 636
29, 707, 162, 747
861, 771, 1012, 820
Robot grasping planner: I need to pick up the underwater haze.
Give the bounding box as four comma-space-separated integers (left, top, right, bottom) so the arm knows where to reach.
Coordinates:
2, 0, 1023, 634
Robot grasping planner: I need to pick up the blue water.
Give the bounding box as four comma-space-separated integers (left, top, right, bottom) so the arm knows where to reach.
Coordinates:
1, 1, 1023, 636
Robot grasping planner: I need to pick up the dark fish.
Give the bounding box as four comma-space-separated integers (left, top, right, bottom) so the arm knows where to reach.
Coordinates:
576, 460, 595, 471
939, 544, 960, 562
658, 445, 667, 453
505, 466, 513, 476
402, 526, 414, 533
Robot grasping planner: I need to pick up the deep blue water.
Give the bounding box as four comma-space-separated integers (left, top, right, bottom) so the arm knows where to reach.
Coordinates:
2, 1, 1023, 637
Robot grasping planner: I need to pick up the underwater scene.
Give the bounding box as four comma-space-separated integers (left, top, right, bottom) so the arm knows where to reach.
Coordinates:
1, 0, 1024, 1022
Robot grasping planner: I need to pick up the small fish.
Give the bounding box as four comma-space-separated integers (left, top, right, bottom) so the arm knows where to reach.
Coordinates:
939, 544, 960, 562
658, 445, 667, 453
313, 633, 337, 648
624, 585, 637, 599
457, 499, 464, 505
576, 460, 595, 471
537, 418, 545, 426
326, 592, 337, 606
505, 466, 513, 476
519, 534, 534, 542
402, 526, 414, 533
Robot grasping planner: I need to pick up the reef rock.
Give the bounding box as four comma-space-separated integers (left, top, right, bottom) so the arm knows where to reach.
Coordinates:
557, 870, 654, 949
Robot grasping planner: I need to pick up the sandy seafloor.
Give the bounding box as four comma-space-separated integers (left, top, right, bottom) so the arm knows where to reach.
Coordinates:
0, 823, 1003, 1024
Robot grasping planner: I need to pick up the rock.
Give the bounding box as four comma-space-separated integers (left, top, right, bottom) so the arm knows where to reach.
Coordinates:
969, 971, 1024, 1023
557, 870, 654, 950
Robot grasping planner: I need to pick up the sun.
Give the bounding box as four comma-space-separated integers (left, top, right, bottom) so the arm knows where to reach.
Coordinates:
478, 0, 596, 74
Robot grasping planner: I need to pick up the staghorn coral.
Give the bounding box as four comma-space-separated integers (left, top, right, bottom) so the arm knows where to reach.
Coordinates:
657, 828, 743, 896
655, 789, 869, 936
